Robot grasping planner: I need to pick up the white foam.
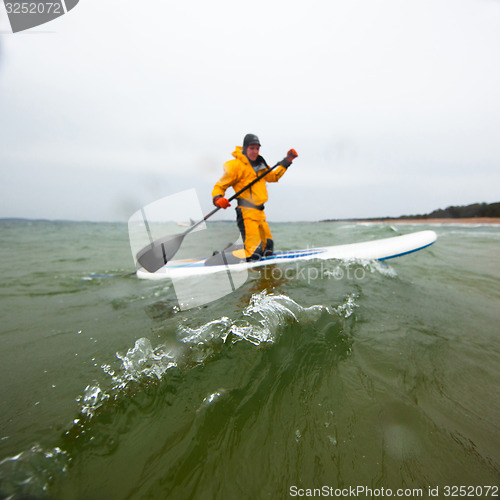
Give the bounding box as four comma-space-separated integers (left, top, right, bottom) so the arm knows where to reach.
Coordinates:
198, 389, 227, 410
75, 291, 348, 420
323, 258, 398, 280
115, 338, 177, 383
334, 292, 359, 318
79, 382, 110, 417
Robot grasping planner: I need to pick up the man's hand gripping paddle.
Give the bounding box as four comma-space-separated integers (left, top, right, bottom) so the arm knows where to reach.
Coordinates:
136, 149, 298, 272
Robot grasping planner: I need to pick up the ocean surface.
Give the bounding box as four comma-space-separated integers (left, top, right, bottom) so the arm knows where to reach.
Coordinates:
0, 219, 499, 499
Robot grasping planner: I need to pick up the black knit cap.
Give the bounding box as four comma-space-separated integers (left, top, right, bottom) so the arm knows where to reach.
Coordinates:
243, 133, 261, 150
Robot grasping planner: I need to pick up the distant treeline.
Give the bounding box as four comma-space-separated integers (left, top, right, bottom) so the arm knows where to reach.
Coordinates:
399, 201, 500, 220
322, 202, 500, 222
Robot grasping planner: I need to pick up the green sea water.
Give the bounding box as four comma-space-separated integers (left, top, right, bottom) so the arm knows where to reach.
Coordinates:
0, 220, 499, 499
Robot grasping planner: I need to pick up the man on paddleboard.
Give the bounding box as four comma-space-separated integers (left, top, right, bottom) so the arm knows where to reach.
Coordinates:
212, 134, 297, 261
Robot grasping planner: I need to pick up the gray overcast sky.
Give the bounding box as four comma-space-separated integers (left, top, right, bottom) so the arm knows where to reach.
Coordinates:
1, 0, 499, 222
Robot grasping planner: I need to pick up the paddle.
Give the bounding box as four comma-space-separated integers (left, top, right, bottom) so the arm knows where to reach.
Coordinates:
136, 149, 298, 272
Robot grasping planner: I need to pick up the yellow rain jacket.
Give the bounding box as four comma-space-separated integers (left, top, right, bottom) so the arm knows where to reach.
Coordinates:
212, 147, 287, 208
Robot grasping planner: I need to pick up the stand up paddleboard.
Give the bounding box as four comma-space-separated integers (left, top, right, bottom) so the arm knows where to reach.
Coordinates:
136, 230, 437, 280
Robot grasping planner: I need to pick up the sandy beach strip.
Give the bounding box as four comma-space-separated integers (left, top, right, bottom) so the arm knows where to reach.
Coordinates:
353, 218, 500, 225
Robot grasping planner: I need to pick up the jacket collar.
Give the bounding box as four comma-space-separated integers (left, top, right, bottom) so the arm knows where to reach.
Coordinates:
232, 146, 267, 170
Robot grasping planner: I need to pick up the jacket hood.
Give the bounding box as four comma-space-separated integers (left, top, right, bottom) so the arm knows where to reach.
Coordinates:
232, 146, 248, 163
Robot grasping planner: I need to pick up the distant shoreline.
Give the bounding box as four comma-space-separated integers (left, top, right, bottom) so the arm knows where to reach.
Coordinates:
2, 217, 500, 225
327, 217, 500, 225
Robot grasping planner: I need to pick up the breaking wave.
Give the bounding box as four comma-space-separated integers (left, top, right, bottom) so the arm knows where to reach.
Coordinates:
0, 290, 359, 499
76, 290, 346, 418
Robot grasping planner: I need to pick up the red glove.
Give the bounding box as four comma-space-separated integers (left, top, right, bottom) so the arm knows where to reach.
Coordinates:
280, 148, 298, 168
286, 149, 298, 162
214, 196, 231, 209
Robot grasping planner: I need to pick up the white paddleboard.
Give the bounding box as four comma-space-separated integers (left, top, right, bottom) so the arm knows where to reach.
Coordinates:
137, 230, 437, 280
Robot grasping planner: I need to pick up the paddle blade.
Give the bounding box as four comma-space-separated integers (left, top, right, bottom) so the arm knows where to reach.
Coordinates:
136, 233, 185, 272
